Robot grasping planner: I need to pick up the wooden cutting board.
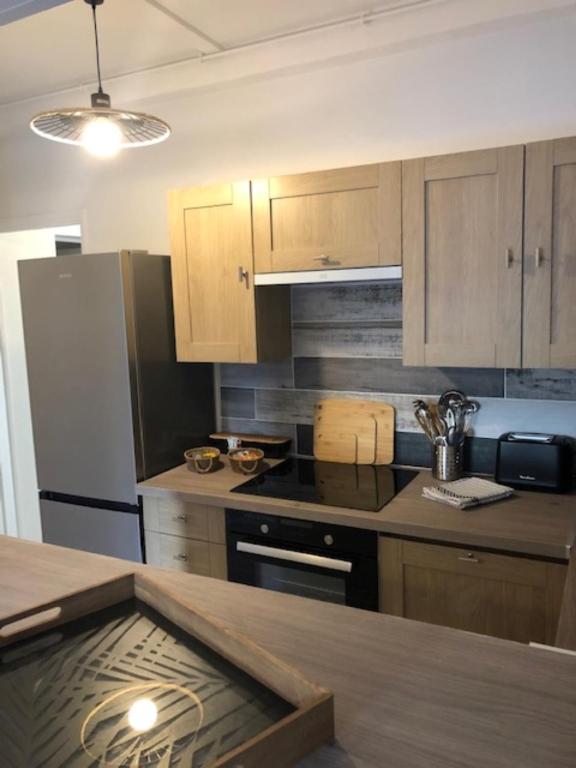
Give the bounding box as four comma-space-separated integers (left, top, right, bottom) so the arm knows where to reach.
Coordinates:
313, 399, 395, 465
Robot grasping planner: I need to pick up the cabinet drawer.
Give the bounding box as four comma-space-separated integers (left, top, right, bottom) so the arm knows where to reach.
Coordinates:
401, 540, 548, 585
145, 530, 211, 576
143, 497, 225, 544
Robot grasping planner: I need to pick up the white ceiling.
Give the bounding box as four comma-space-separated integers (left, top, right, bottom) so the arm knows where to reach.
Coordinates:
1, 0, 575, 108
0, 0, 387, 104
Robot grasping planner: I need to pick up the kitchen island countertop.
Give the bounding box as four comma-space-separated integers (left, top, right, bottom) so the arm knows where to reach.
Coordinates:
0, 535, 575, 768
138, 458, 576, 559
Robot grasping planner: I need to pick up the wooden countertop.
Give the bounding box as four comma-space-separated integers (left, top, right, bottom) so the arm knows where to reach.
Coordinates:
1, 536, 575, 768
138, 459, 576, 559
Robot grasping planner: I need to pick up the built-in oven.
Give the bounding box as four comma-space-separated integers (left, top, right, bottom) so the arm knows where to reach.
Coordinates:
226, 510, 378, 611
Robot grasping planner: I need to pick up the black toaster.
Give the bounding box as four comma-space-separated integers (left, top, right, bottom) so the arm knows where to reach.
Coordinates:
495, 433, 574, 493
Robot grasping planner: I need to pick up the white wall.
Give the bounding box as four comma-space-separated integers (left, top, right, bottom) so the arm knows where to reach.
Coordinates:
0, 226, 79, 540
1, 8, 576, 252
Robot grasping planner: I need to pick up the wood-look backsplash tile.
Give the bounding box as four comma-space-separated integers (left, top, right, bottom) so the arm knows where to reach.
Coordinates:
217, 281, 576, 466
506, 369, 576, 400
256, 388, 419, 431
292, 281, 402, 323
295, 357, 504, 396
220, 417, 296, 441
220, 359, 294, 389
293, 323, 402, 359
221, 388, 255, 419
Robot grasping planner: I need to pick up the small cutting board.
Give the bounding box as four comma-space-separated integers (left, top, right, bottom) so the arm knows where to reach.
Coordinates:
313, 399, 395, 465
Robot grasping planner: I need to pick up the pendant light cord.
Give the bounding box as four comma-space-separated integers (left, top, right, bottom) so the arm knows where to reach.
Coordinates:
91, 3, 103, 94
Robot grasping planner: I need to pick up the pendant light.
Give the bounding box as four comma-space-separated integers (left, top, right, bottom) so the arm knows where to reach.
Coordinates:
30, 0, 171, 158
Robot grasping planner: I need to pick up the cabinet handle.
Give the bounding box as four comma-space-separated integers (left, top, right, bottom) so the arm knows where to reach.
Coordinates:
174, 553, 188, 562
505, 248, 514, 268
314, 255, 331, 265
457, 552, 479, 563
535, 247, 544, 268
238, 266, 250, 288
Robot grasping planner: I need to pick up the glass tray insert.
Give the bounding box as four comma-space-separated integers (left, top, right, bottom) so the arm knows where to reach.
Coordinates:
0, 598, 294, 768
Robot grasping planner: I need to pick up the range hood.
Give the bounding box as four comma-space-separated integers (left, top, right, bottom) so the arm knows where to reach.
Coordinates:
254, 265, 402, 286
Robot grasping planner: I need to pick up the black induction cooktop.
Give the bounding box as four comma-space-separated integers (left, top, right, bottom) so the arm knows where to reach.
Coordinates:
231, 458, 418, 512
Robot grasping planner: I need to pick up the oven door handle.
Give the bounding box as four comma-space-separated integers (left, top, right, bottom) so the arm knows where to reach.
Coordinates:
236, 541, 353, 573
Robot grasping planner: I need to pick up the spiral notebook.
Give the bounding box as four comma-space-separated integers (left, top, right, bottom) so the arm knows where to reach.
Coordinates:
422, 477, 514, 509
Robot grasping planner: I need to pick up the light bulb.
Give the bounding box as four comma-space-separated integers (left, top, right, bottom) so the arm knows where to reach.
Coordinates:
127, 698, 158, 732
81, 117, 122, 158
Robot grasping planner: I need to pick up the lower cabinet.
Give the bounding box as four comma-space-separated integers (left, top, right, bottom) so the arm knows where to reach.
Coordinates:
379, 537, 567, 644
143, 497, 227, 580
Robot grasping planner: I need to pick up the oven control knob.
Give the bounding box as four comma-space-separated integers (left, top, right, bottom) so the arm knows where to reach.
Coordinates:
260, 524, 270, 534
324, 534, 334, 546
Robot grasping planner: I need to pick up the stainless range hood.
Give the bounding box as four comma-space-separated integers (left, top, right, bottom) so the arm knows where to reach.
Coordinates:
254, 265, 402, 286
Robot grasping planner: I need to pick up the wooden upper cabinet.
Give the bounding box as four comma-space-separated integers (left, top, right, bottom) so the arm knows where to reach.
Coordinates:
523, 137, 576, 368
168, 182, 290, 363
251, 163, 402, 273
402, 146, 524, 367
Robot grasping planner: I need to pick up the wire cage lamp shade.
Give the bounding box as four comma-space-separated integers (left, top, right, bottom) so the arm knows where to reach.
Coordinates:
30, 0, 171, 157
30, 103, 171, 150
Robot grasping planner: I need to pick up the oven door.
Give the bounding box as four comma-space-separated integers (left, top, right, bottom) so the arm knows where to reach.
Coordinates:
227, 534, 378, 610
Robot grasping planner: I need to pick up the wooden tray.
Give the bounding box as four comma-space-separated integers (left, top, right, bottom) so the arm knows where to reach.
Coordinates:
0, 573, 334, 768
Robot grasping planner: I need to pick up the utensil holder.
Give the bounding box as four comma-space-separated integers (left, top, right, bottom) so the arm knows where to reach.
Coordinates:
432, 442, 464, 481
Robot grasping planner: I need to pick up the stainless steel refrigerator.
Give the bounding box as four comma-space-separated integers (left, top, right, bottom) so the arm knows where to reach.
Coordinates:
19, 250, 215, 562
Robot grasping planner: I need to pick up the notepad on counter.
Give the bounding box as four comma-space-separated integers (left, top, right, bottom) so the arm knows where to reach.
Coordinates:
422, 477, 514, 509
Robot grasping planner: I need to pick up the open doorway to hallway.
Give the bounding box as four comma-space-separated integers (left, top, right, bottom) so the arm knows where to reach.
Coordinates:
0, 224, 81, 540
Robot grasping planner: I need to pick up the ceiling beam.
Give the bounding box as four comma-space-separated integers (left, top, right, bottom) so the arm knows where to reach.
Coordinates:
142, 0, 224, 53
0, 0, 71, 27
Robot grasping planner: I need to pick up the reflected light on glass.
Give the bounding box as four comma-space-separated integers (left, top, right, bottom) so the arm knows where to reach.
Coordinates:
127, 698, 158, 732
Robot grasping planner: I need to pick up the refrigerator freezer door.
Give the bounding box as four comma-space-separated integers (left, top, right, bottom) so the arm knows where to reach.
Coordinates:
19, 253, 138, 503
40, 498, 142, 562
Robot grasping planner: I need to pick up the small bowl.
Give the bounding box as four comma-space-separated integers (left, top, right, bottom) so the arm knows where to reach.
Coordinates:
184, 446, 221, 474
228, 447, 265, 475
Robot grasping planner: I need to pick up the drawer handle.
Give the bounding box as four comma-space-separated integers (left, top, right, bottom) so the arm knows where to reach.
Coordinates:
174, 553, 188, 562
174, 514, 187, 522
505, 248, 514, 268
457, 553, 479, 563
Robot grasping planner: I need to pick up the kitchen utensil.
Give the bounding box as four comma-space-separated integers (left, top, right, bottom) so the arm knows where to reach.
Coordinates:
413, 400, 439, 442
313, 400, 395, 465
438, 390, 467, 409
414, 406, 436, 441
184, 447, 221, 474
414, 392, 479, 459
228, 448, 265, 475
428, 403, 446, 437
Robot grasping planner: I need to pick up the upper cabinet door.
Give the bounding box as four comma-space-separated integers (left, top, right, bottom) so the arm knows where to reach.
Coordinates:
168, 182, 258, 363
252, 163, 401, 273
402, 146, 524, 367
524, 138, 576, 368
